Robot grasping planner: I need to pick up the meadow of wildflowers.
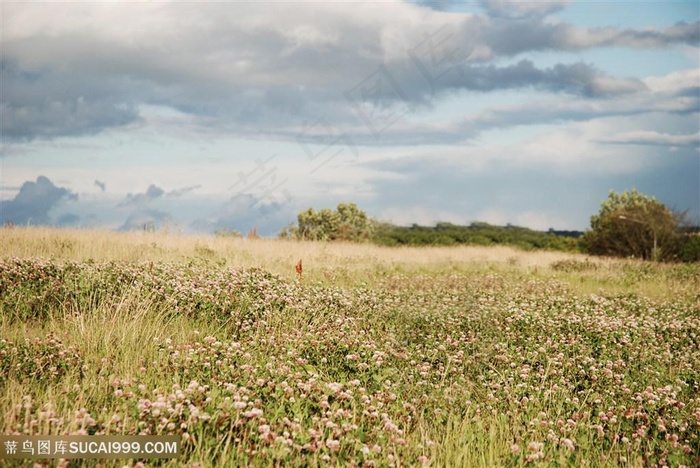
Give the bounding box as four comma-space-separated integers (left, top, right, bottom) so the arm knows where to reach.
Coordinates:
0, 229, 698, 467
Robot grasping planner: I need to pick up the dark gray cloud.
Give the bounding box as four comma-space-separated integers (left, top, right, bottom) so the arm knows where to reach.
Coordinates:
478, 0, 571, 19
454, 93, 697, 138
342, 68, 697, 146
1, 59, 140, 141
592, 21, 700, 48
118, 184, 164, 207
438, 60, 646, 97
485, 20, 699, 56
598, 131, 700, 147
116, 184, 171, 230
119, 184, 203, 206
284, 70, 696, 148
0, 176, 77, 225
2, 2, 696, 143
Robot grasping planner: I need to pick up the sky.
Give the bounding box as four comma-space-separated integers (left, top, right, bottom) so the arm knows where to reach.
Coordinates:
1, 0, 699, 235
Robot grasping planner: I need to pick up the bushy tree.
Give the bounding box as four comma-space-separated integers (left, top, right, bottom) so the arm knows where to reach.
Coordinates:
582, 189, 679, 261
372, 221, 581, 251
280, 203, 375, 242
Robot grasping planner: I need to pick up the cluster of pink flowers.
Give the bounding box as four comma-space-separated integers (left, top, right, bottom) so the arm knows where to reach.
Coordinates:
1, 258, 698, 466
0, 334, 82, 384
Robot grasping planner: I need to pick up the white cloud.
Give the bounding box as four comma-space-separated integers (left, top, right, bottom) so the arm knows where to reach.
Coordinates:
643, 68, 700, 93
600, 130, 700, 147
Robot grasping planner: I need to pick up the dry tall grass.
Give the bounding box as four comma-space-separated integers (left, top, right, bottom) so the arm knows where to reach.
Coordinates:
0, 226, 581, 270
1, 226, 696, 297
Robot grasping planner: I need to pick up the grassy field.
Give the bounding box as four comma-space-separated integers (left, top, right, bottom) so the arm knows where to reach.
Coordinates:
1, 227, 698, 467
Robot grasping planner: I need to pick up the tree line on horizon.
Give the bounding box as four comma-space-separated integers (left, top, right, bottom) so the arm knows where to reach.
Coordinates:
274, 191, 700, 263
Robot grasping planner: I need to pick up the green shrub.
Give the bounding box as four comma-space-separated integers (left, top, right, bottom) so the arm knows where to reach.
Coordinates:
676, 235, 700, 263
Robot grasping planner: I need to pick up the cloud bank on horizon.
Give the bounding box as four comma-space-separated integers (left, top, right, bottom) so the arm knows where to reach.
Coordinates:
1, 0, 698, 234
